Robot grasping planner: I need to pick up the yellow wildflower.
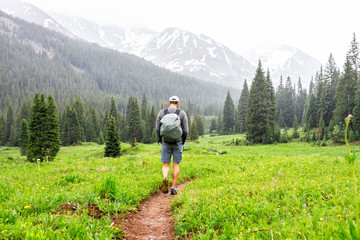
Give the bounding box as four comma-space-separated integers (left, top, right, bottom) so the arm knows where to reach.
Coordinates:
24, 206, 31, 209
297, 231, 301, 235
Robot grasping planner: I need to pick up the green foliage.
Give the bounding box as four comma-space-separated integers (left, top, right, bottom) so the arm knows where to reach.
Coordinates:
104, 117, 121, 157
126, 97, 143, 144
19, 119, 28, 156
195, 115, 205, 136
333, 57, 357, 125
189, 118, 199, 141
209, 117, 217, 133
246, 61, 275, 143
27, 93, 60, 162
236, 80, 249, 133
292, 116, 300, 139
98, 177, 118, 201
60, 105, 82, 146
222, 91, 235, 134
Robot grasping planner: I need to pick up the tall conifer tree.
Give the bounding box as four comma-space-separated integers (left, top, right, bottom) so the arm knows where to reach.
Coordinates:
246, 61, 274, 143
19, 119, 28, 156
27, 94, 47, 162
104, 116, 120, 157
222, 91, 235, 134
333, 57, 357, 125
44, 95, 60, 161
236, 80, 249, 133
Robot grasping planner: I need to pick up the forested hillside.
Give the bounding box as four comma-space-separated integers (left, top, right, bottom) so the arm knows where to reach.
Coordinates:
0, 11, 238, 115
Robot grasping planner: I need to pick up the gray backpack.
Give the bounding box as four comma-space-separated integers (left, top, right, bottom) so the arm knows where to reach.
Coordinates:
160, 108, 182, 143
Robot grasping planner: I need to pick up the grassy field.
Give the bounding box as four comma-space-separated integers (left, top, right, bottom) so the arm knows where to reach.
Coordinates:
0, 135, 359, 239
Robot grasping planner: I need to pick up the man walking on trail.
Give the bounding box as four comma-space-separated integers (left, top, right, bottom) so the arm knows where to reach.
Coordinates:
155, 96, 189, 195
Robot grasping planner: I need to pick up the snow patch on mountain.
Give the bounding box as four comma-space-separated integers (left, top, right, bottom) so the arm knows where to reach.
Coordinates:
243, 43, 322, 88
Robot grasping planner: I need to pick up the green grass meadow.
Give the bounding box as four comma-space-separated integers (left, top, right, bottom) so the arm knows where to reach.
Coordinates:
1, 135, 360, 239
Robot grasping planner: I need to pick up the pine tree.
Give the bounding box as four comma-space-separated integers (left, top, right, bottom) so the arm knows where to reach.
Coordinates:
104, 116, 121, 157
127, 97, 143, 143
19, 119, 28, 156
8, 123, 17, 146
195, 115, 204, 136
210, 118, 217, 133
276, 76, 285, 125
333, 57, 357, 125
348, 33, 359, 75
141, 93, 148, 121
296, 78, 307, 125
16, 97, 32, 145
27, 93, 47, 162
283, 77, 295, 128
61, 105, 82, 145
189, 118, 199, 141
73, 97, 86, 142
119, 115, 128, 142
265, 70, 276, 131
305, 93, 318, 129
143, 111, 154, 144
5, 104, 14, 144
320, 54, 339, 126
246, 61, 273, 143
222, 91, 235, 134
236, 80, 249, 133
353, 78, 360, 140
109, 97, 118, 121
44, 95, 61, 161
292, 116, 300, 139
0, 115, 5, 145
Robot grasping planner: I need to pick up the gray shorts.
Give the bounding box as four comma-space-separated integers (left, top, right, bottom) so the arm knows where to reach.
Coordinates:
161, 142, 183, 163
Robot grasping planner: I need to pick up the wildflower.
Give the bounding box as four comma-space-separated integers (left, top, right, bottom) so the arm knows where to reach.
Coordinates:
346, 114, 353, 122
320, 218, 324, 221
297, 231, 301, 235
337, 214, 341, 218
24, 206, 31, 209
41, 187, 46, 190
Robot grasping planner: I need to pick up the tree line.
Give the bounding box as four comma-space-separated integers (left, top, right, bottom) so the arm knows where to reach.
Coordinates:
216, 34, 360, 144
0, 93, 206, 149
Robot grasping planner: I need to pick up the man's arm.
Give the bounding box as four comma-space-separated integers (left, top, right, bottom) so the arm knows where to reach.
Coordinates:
155, 110, 162, 143
181, 111, 189, 145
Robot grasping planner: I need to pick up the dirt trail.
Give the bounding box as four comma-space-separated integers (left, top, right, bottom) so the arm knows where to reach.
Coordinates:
119, 182, 187, 240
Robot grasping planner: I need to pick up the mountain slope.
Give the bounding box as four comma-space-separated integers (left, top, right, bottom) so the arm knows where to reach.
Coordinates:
243, 43, 322, 87
0, 10, 238, 114
0, 0, 75, 38
140, 28, 255, 89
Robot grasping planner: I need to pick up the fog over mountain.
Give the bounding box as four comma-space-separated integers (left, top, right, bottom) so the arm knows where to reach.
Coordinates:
0, 0, 322, 89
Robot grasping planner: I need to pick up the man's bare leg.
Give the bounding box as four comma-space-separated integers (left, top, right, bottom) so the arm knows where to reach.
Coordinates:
162, 163, 170, 179
172, 162, 179, 188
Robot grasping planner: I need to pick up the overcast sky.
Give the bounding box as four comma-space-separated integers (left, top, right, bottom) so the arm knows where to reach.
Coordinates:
25, 0, 360, 66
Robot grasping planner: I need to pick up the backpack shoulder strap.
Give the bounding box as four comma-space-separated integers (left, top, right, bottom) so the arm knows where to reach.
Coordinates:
164, 108, 169, 115
175, 109, 181, 115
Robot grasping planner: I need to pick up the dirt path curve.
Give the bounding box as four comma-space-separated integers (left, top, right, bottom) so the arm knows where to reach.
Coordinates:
120, 182, 187, 240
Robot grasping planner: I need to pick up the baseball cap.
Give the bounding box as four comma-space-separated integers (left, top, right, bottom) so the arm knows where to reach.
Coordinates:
169, 96, 180, 102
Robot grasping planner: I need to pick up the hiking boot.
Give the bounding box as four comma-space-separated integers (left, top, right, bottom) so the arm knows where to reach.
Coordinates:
170, 187, 177, 195
161, 178, 169, 194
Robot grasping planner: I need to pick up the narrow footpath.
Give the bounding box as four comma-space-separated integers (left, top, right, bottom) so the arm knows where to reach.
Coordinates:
119, 182, 187, 240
